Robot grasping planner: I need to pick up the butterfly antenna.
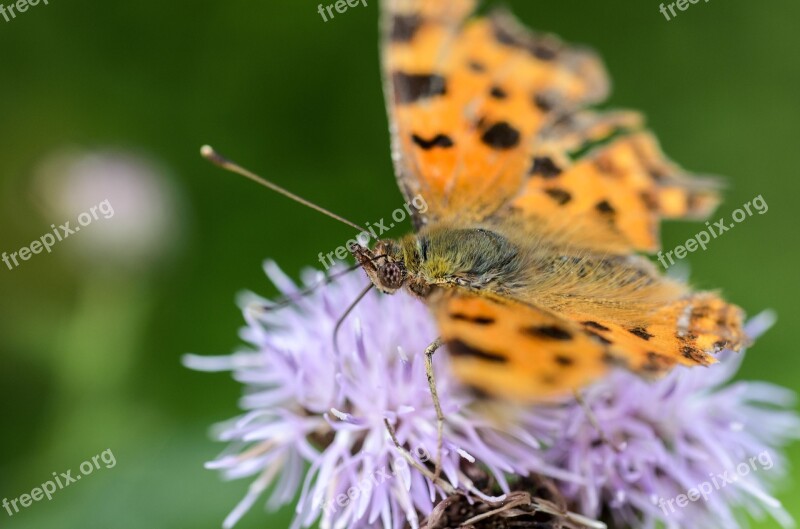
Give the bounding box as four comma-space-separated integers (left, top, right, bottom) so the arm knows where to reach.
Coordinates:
256, 253, 388, 313
259, 263, 363, 312
333, 283, 374, 355
201, 145, 367, 233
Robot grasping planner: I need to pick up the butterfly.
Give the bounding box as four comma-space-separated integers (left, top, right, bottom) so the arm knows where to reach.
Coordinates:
203, 0, 746, 403
346, 0, 747, 401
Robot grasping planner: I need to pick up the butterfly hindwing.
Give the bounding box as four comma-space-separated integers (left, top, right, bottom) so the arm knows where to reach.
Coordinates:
431, 288, 613, 400
505, 131, 721, 253
431, 286, 745, 400
561, 292, 747, 378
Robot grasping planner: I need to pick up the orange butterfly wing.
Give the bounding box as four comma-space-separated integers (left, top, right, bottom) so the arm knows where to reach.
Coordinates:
431, 288, 612, 400
504, 131, 721, 253
431, 283, 745, 400
381, 0, 745, 399
382, 3, 609, 225
382, 1, 720, 255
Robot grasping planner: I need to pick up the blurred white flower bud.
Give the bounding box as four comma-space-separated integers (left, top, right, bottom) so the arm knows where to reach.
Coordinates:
32, 148, 185, 271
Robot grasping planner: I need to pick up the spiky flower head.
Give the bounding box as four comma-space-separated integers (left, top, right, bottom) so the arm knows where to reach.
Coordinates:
185, 263, 799, 529
185, 263, 570, 529
546, 312, 800, 529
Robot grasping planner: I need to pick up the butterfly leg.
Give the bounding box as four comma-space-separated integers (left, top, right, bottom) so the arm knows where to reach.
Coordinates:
573, 389, 623, 453
383, 418, 456, 495
424, 337, 445, 481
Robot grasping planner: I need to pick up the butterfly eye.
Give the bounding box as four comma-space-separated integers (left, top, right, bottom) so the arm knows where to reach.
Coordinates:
377, 262, 405, 290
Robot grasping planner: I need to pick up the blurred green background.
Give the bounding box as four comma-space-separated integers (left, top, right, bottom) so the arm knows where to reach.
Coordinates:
0, 1, 798, 528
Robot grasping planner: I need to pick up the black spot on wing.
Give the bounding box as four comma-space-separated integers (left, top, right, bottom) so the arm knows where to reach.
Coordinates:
447, 339, 507, 363
686, 192, 704, 214
554, 354, 574, 366
392, 72, 447, 104
449, 313, 495, 325
489, 86, 508, 99
531, 44, 557, 61
649, 168, 668, 181
594, 157, 618, 176
681, 346, 706, 363
640, 191, 659, 212
544, 188, 572, 205
523, 325, 572, 340
481, 121, 520, 149
491, 20, 518, 46
530, 157, 562, 178
390, 14, 422, 42
595, 200, 616, 214
628, 327, 654, 341
468, 60, 486, 73
585, 330, 612, 346
533, 92, 555, 112
582, 321, 611, 332
411, 133, 454, 150
464, 384, 492, 400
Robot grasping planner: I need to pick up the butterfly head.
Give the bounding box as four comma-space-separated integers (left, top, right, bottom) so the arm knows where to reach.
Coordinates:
348, 236, 439, 299
349, 239, 409, 294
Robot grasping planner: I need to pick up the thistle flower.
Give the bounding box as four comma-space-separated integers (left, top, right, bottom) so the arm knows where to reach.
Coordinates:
185, 263, 799, 529
546, 312, 800, 529
184, 262, 571, 529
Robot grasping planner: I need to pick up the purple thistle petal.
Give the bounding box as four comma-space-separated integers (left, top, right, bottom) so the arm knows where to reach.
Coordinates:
543, 311, 800, 529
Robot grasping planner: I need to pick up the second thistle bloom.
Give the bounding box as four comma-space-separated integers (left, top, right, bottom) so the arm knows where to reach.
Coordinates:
546, 313, 800, 529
